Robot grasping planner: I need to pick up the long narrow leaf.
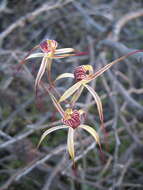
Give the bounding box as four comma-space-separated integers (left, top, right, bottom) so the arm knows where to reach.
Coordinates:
67, 128, 75, 161
38, 125, 68, 147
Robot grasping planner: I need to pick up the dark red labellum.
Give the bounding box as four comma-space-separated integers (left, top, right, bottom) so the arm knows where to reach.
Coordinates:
40, 41, 50, 53
74, 66, 86, 81
62, 110, 81, 129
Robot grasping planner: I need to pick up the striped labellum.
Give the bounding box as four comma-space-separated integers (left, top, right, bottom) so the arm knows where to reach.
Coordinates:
74, 65, 93, 82
62, 109, 81, 129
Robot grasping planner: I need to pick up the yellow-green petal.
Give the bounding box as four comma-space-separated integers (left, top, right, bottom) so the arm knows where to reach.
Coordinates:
88, 54, 135, 82
70, 85, 84, 105
54, 48, 75, 54
67, 127, 75, 161
52, 53, 76, 59
79, 125, 101, 147
55, 73, 74, 82
26, 53, 45, 59
84, 84, 103, 122
59, 81, 83, 103
38, 125, 68, 147
35, 56, 48, 90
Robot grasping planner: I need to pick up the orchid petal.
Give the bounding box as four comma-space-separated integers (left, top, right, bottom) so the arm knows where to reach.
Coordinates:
59, 81, 83, 103
84, 84, 103, 122
88, 53, 139, 82
83, 65, 94, 74
38, 125, 68, 147
79, 125, 101, 147
48, 92, 64, 117
67, 127, 75, 161
20, 45, 39, 64
55, 73, 74, 82
55, 48, 75, 54
46, 57, 52, 82
70, 85, 84, 105
52, 53, 76, 59
35, 56, 48, 90
26, 53, 45, 59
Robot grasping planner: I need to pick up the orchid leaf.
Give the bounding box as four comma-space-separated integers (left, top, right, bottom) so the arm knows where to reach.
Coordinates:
67, 127, 75, 161
38, 125, 68, 147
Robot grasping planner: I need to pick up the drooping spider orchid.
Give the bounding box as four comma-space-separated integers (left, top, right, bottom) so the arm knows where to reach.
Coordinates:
20, 39, 85, 92
38, 90, 101, 165
55, 64, 105, 133
55, 50, 143, 135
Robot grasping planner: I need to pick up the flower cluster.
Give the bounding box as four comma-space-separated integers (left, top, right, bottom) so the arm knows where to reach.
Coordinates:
20, 39, 143, 164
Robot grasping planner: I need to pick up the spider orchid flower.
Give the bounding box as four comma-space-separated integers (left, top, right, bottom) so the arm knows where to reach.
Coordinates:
56, 50, 143, 133
38, 93, 101, 165
55, 65, 105, 131
58, 50, 143, 103
20, 39, 85, 91
58, 49, 143, 103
